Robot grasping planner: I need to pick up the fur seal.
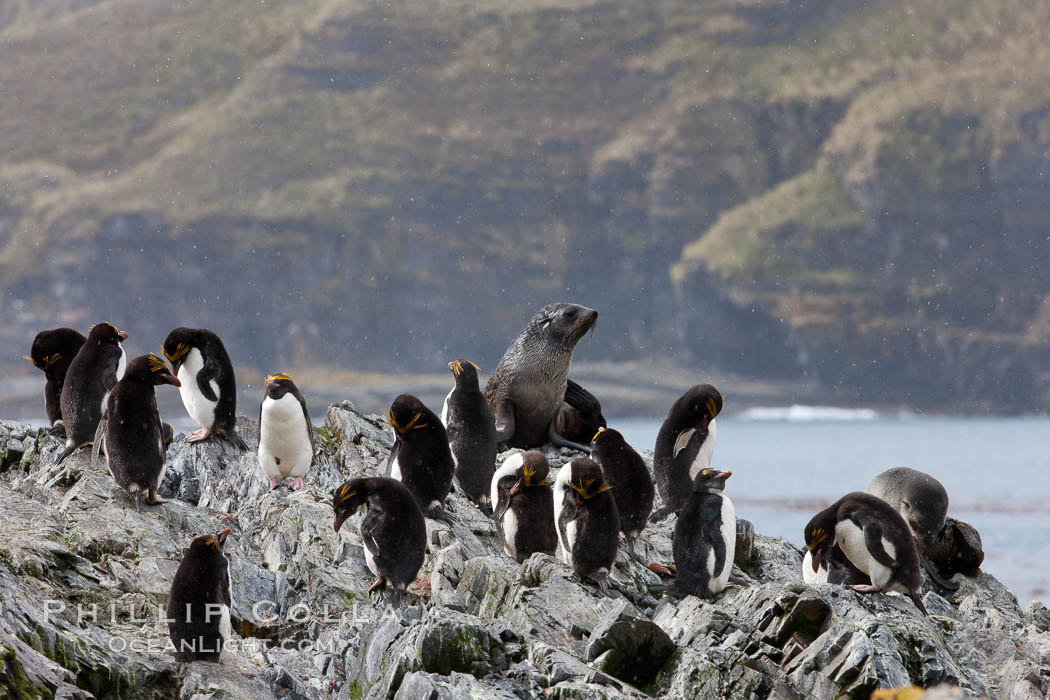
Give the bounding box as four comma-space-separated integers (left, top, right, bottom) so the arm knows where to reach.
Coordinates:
865, 466, 983, 586
485, 303, 602, 453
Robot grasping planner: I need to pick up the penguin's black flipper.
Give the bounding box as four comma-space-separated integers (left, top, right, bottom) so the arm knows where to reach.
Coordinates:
853, 516, 898, 570
649, 504, 674, 523
91, 411, 107, 468
908, 589, 928, 616
195, 355, 221, 402
547, 421, 592, 455
921, 552, 959, 591
48, 423, 66, 439
223, 429, 248, 451
557, 379, 606, 446
424, 504, 454, 525
492, 489, 512, 547
55, 442, 78, 465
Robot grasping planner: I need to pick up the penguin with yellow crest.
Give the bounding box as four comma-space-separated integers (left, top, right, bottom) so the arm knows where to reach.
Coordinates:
258, 373, 313, 490
441, 359, 497, 511
386, 394, 455, 523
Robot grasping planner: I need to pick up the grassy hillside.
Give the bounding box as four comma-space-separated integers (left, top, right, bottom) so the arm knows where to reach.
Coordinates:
1, 0, 1048, 410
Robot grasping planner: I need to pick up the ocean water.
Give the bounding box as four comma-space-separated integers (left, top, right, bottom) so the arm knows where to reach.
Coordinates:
613, 413, 1050, 607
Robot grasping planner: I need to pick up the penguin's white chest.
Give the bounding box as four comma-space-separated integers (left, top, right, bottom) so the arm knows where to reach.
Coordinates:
675, 419, 718, 480
364, 544, 378, 577
835, 520, 895, 588
500, 507, 519, 558
177, 349, 218, 428
707, 492, 735, 592
440, 389, 453, 427
258, 394, 312, 479
116, 345, 127, 381
552, 466, 574, 565
389, 451, 403, 482
219, 560, 233, 644
802, 550, 829, 584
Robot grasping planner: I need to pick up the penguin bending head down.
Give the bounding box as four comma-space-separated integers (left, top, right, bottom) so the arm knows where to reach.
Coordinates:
553, 457, 620, 594
590, 427, 654, 561
56, 322, 128, 464
805, 492, 928, 615
333, 477, 426, 607
649, 468, 736, 599
257, 373, 313, 491
162, 327, 246, 449
441, 359, 497, 511
94, 354, 181, 509
491, 451, 558, 563
25, 327, 86, 437
651, 384, 723, 522
167, 528, 233, 662
385, 394, 455, 523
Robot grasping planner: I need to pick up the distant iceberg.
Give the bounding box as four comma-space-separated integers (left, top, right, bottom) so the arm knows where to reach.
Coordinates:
739, 405, 879, 421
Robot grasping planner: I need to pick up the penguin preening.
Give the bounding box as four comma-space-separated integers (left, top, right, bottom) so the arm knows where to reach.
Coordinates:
257, 373, 313, 491
590, 427, 654, 561
56, 322, 128, 464
385, 394, 455, 523
25, 327, 86, 437
553, 457, 619, 594
491, 451, 558, 563
441, 359, 497, 511
648, 468, 736, 599
651, 384, 723, 522
93, 354, 181, 509
805, 492, 928, 615
162, 327, 246, 449
167, 528, 234, 662
333, 477, 426, 607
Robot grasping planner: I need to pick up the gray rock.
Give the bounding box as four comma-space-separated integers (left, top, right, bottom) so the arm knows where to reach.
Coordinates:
0, 403, 1046, 699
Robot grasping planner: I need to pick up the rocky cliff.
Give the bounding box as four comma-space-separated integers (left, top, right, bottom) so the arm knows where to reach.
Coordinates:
1, 0, 1050, 411
0, 406, 1047, 699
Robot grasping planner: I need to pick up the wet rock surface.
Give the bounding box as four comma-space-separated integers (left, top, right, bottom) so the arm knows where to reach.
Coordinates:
0, 407, 1047, 698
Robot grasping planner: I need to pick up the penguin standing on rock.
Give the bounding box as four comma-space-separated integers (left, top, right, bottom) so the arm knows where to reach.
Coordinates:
162, 327, 246, 449
93, 354, 181, 509
333, 477, 426, 607
386, 394, 455, 523
491, 451, 558, 563
553, 457, 619, 594
257, 373, 313, 491
25, 327, 86, 437
441, 359, 497, 510
804, 492, 928, 615
651, 384, 723, 521
56, 322, 128, 464
648, 468, 736, 599
590, 427, 654, 561
167, 528, 233, 662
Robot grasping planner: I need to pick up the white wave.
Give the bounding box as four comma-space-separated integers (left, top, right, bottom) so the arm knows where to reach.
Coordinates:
739, 405, 879, 421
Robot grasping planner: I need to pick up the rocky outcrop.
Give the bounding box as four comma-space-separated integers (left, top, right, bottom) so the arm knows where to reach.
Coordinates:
0, 405, 1047, 698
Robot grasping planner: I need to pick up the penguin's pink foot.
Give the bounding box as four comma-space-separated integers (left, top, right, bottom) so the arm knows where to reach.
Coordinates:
269, 478, 279, 491
849, 583, 883, 594
188, 427, 212, 442
289, 478, 304, 490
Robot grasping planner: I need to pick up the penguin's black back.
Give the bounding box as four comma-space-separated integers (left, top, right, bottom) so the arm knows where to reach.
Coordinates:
104, 359, 167, 494
28, 328, 86, 426
167, 535, 231, 662
445, 361, 497, 505
387, 395, 455, 512
60, 324, 124, 446
355, 478, 426, 590
673, 490, 729, 597
510, 484, 558, 562
591, 430, 654, 538
565, 460, 619, 578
